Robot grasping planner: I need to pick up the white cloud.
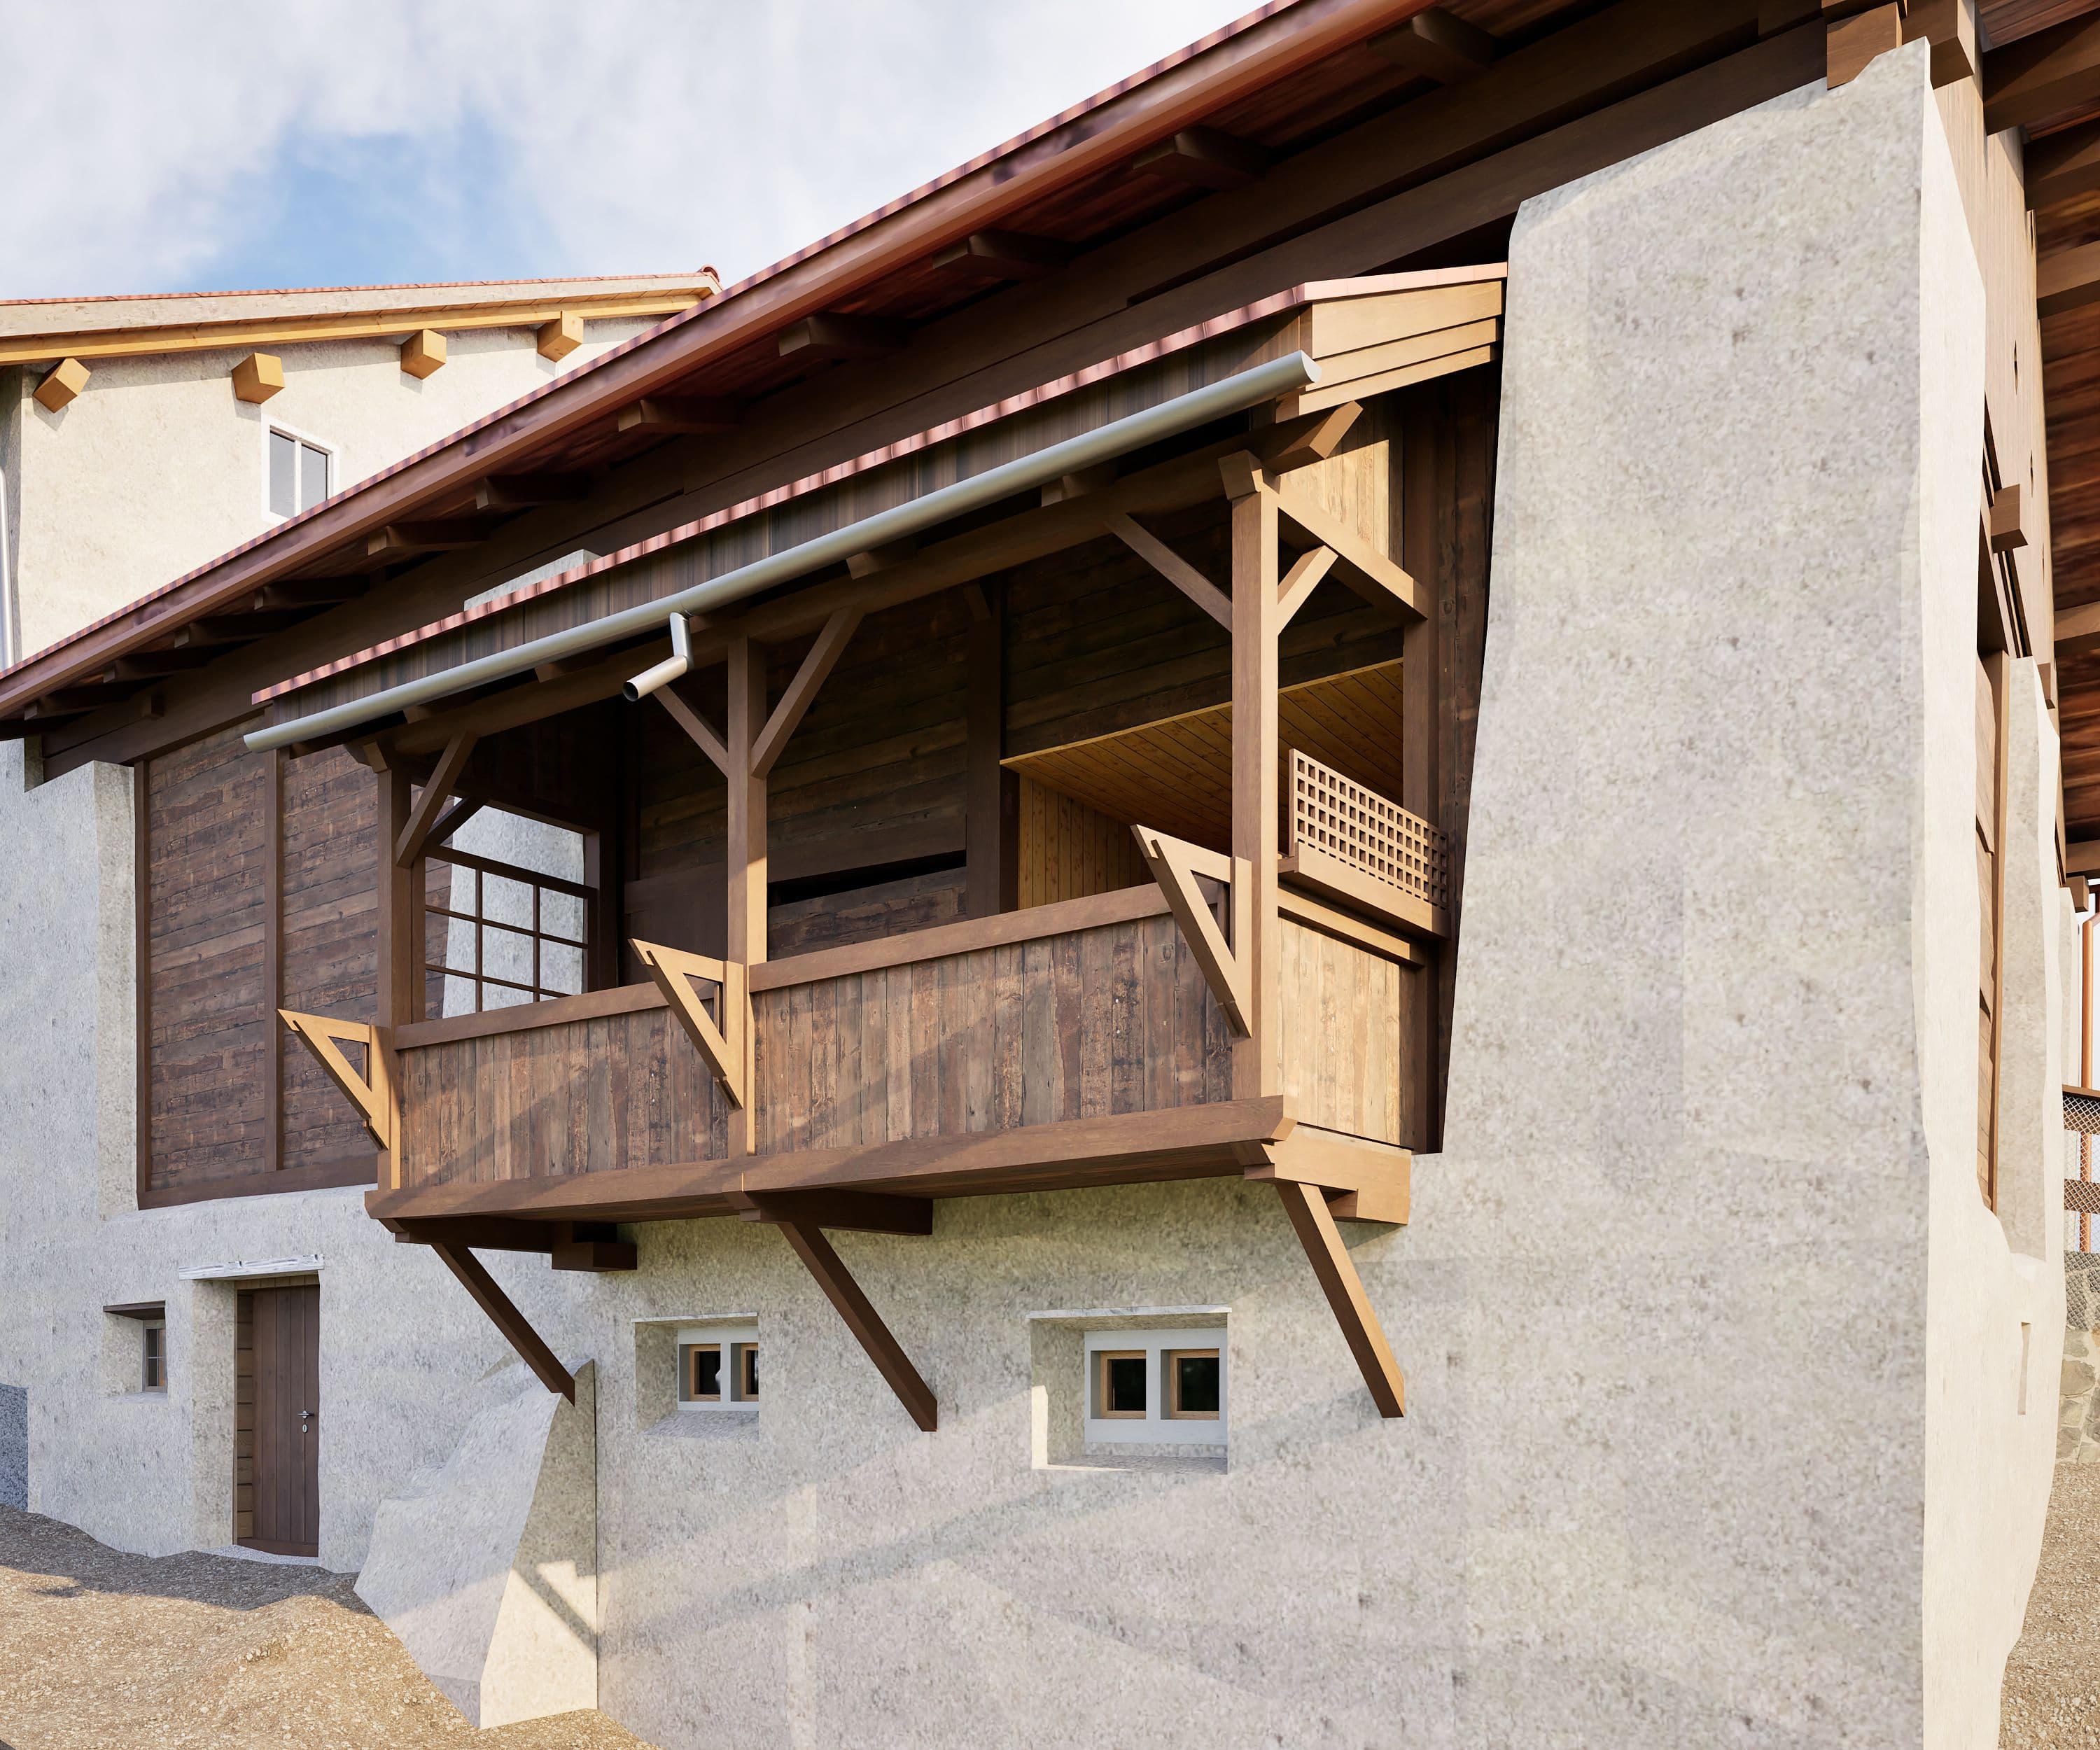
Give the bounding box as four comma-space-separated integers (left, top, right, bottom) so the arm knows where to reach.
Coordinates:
0, 0, 1255, 298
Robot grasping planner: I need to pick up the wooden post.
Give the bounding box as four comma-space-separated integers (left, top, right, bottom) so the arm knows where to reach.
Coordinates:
725, 637, 769, 1157
1228, 481, 1280, 1098
134, 759, 152, 1206
1400, 399, 1442, 1152
965, 582, 1018, 918
264, 750, 284, 1173
373, 762, 416, 1191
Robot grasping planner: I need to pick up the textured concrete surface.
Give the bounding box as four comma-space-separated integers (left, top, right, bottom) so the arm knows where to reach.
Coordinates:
358, 1362, 598, 1728
0, 1382, 24, 1510
0, 314, 657, 665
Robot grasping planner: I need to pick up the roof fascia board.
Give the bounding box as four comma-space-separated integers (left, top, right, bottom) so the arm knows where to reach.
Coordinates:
0, 0, 1427, 716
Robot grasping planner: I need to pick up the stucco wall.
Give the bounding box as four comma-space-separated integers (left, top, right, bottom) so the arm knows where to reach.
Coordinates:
4, 317, 652, 665
0, 46, 2068, 1750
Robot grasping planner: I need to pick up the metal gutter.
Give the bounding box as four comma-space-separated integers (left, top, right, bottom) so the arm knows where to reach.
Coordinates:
245, 349, 1318, 754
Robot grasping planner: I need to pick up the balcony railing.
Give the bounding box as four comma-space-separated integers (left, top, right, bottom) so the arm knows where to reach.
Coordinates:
1282, 749, 1450, 937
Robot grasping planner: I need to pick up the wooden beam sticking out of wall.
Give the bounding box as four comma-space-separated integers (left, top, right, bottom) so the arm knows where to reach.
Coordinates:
1900, 0, 1975, 90
750, 607, 862, 778
474, 471, 590, 510
393, 731, 477, 868
2040, 241, 2100, 319
633, 939, 748, 1107
737, 1191, 934, 1235
1984, 10, 2100, 135
1245, 1126, 1411, 1224
616, 396, 742, 434
1368, 7, 1498, 83
2028, 118, 2100, 211
277, 1009, 397, 1151
1105, 512, 1233, 629
1270, 1177, 1404, 1417
428, 1241, 576, 1401
400, 328, 447, 379
551, 1225, 639, 1272
767, 1214, 937, 1432
537, 312, 584, 361
1131, 126, 1271, 190
2057, 599, 2100, 659
930, 229, 1075, 281
34, 356, 88, 411
1990, 484, 2028, 554
232, 352, 285, 404
778, 313, 909, 363
1263, 402, 1362, 475
1134, 825, 1252, 1034
253, 578, 365, 610
1826, 3, 1902, 89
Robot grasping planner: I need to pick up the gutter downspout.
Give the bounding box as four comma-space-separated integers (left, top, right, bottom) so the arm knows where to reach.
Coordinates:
245, 350, 1319, 755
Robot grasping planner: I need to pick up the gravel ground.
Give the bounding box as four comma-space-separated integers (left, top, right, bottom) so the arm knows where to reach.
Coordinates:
2005, 1464, 2100, 1748
0, 1506, 656, 1750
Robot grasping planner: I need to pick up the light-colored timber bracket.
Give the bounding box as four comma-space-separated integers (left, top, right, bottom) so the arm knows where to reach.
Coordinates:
400, 328, 447, 379
749, 1204, 938, 1431
278, 1009, 397, 1152
393, 730, 478, 867
427, 1240, 576, 1401
1269, 1173, 1405, 1417
1133, 825, 1252, 1034
1218, 449, 1422, 619
34, 356, 89, 412
232, 353, 285, 405
1241, 1124, 1410, 1224
633, 939, 748, 1107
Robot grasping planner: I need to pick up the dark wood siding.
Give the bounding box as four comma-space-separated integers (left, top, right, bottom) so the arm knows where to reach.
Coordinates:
148, 724, 270, 1190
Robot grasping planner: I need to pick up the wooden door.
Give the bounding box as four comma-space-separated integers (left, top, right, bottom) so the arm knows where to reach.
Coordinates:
248, 1285, 320, 1556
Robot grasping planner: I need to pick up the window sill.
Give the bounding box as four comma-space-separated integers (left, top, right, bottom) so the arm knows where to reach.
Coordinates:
1043, 1447, 1226, 1476
648, 1409, 760, 1441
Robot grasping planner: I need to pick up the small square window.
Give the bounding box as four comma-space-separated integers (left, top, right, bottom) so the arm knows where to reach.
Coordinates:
1165, 1350, 1219, 1419
1093, 1350, 1147, 1419
676, 1324, 758, 1413
141, 1321, 165, 1393
682, 1343, 722, 1403
267, 428, 332, 518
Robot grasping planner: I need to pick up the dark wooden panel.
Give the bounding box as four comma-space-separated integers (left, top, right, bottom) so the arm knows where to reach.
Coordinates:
148, 724, 270, 1191
750, 910, 1232, 1156
234, 1292, 254, 1541
279, 747, 379, 1175
248, 1285, 318, 1558
396, 1004, 728, 1191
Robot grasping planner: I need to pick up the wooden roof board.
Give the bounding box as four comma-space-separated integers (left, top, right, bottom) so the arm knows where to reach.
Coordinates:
1005, 657, 1406, 851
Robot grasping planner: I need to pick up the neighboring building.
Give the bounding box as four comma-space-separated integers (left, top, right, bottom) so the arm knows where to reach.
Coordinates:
0, 5, 2091, 1747
0, 273, 719, 667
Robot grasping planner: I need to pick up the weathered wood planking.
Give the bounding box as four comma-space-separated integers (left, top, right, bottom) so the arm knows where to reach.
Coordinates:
1275, 919, 1410, 1147
750, 910, 1234, 1156
1016, 777, 1147, 909
148, 724, 270, 1189
279, 746, 379, 1175
395, 1004, 728, 1189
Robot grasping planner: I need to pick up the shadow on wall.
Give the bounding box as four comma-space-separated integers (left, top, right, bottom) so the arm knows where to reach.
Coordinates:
0, 1385, 22, 1511
2062, 1258, 2100, 1462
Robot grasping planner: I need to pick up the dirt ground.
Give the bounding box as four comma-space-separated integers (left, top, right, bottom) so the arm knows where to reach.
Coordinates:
0, 1506, 657, 1750
2005, 1464, 2100, 1748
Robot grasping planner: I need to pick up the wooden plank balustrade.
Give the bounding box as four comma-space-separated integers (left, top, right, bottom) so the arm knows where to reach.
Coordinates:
384, 894, 1409, 1200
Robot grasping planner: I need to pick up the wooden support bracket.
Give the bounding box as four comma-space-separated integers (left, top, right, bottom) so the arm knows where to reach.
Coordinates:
1104, 512, 1233, 629
278, 1009, 396, 1151
1244, 1125, 1411, 1224
767, 1214, 937, 1431
428, 1240, 577, 1401
1271, 1178, 1404, 1418
1272, 485, 1423, 620
394, 731, 477, 867
655, 686, 732, 776
1133, 825, 1252, 1035
1277, 545, 1338, 630
752, 607, 863, 778
633, 939, 748, 1107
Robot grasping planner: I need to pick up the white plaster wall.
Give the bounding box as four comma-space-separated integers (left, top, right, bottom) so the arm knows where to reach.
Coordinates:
6, 318, 652, 662
0, 47, 2066, 1750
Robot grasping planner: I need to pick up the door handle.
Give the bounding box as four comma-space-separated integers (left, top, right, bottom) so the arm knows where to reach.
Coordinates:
298, 1409, 315, 1429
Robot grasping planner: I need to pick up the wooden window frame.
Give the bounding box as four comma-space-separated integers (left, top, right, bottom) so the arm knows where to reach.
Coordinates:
1163, 1348, 1221, 1420
682, 1343, 722, 1404
1093, 1349, 1147, 1420
419, 840, 597, 1017
1082, 1326, 1228, 1445
732, 1341, 759, 1404
676, 1324, 757, 1413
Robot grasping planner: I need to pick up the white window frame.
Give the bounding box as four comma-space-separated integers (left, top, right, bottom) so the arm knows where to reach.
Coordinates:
260, 419, 337, 524
1082, 1327, 1225, 1446
140, 1319, 166, 1394
676, 1323, 758, 1412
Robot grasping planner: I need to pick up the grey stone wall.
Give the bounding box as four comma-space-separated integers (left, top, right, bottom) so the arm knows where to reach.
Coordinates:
0, 1383, 24, 1510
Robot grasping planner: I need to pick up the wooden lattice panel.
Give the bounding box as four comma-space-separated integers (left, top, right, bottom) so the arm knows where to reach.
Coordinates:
1288, 750, 1448, 912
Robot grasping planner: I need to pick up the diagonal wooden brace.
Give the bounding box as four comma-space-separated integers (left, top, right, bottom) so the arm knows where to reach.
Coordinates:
1273, 1177, 1404, 1418
766, 1213, 937, 1432
428, 1240, 576, 1402
279, 1009, 396, 1151
633, 939, 748, 1107
1133, 825, 1252, 1034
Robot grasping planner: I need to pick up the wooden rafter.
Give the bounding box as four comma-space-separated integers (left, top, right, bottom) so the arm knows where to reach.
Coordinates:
278, 1009, 396, 1150
1104, 512, 1233, 629
1271, 1178, 1404, 1417
393, 731, 477, 867
751, 608, 863, 778
1133, 825, 1251, 1035
632, 939, 748, 1107
428, 1240, 576, 1402
767, 1212, 937, 1432
1263, 401, 1362, 475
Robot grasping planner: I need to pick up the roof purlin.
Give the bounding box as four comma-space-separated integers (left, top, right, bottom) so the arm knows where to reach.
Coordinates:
0, 0, 1429, 727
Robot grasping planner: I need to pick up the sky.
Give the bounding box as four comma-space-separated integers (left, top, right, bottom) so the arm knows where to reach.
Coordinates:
0, 0, 1259, 301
